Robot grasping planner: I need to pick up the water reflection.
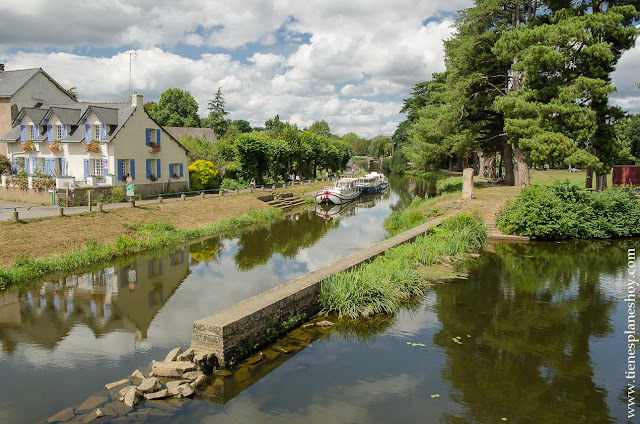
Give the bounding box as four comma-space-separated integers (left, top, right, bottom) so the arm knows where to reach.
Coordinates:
0, 249, 189, 352
433, 240, 634, 423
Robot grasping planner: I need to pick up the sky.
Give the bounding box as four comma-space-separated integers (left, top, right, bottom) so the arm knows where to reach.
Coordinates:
0, 0, 639, 139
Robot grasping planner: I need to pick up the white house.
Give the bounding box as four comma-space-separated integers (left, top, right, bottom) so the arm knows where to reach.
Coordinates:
0, 93, 190, 196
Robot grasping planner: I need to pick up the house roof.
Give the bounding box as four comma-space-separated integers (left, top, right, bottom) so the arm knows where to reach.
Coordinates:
1, 126, 21, 142
17, 107, 47, 126
0, 68, 74, 100
45, 107, 81, 125
163, 126, 217, 143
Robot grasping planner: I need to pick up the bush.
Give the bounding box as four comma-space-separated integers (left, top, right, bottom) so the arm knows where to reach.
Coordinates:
104, 186, 126, 203
0, 154, 10, 174
497, 180, 640, 239
220, 178, 244, 190
188, 160, 219, 190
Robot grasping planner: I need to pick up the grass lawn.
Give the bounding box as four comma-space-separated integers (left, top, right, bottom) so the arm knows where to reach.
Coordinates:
529, 169, 612, 187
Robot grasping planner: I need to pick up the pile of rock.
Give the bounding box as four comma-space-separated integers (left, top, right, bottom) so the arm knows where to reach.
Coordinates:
45, 346, 218, 423
112, 347, 215, 408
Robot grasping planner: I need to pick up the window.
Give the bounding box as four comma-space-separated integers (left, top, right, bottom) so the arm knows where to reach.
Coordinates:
31, 125, 37, 140
120, 159, 129, 180
57, 126, 62, 141
94, 125, 101, 142
171, 163, 180, 178
91, 159, 103, 177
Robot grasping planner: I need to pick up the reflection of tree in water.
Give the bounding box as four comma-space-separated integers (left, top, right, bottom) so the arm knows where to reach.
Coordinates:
388, 174, 432, 211
233, 211, 340, 271
434, 240, 629, 424
189, 237, 224, 265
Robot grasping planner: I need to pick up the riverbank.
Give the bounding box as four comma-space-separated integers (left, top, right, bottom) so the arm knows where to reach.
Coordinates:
0, 181, 330, 269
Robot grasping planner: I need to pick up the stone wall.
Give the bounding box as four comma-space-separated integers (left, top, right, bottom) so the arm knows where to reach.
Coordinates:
191, 216, 444, 367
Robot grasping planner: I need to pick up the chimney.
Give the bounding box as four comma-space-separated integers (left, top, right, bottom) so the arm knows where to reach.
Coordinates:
131, 92, 143, 108
0, 63, 4, 72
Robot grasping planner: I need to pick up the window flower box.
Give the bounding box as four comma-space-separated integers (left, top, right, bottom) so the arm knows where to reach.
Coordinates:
149, 142, 161, 154
49, 140, 63, 153
84, 141, 101, 154
22, 140, 36, 152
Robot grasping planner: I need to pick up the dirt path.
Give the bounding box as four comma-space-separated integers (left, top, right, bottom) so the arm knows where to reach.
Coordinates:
0, 182, 328, 267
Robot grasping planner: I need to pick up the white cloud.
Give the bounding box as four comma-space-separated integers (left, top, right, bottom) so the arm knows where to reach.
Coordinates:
611, 43, 640, 114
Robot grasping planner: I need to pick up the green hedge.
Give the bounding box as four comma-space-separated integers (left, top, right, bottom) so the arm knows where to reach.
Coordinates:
497, 180, 640, 239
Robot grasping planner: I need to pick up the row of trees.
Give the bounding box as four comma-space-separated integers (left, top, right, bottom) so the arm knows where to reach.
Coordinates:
396, 0, 639, 189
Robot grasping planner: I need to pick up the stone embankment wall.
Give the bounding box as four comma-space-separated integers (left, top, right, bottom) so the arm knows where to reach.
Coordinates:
191, 216, 444, 367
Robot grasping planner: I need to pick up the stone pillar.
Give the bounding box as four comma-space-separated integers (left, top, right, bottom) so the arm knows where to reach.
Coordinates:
130, 200, 136, 207
235, 189, 239, 195
462, 168, 475, 199
12, 210, 18, 222
58, 207, 64, 217
181, 194, 186, 201
158, 196, 163, 203
97, 202, 103, 212
201, 192, 205, 199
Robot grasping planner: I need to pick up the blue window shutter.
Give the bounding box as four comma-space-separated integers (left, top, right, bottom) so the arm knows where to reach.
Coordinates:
61, 124, 66, 139
130, 159, 135, 180
117, 159, 123, 181
25, 158, 30, 174
179, 163, 183, 178
20, 125, 25, 142
145, 128, 150, 146
157, 159, 161, 179
85, 124, 91, 142
146, 159, 151, 179
61, 158, 66, 175
44, 159, 49, 175
99, 124, 104, 141
32, 158, 37, 173
48, 125, 53, 143
48, 159, 54, 175
102, 159, 108, 176
32, 126, 37, 139
12, 158, 17, 173
169, 164, 174, 179
156, 129, 161, 145
83, 159, 88, 179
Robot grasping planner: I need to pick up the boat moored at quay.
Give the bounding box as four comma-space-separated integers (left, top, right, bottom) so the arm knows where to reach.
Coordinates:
315, 178, 360, 205
355, 172, 389, 194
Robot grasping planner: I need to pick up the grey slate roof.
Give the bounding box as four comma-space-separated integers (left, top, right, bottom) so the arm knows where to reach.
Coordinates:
0, 68, 40, 98
163, 126, 217, 143
88, 106, 119, 125
19, 108, 47, 126
0, 126, 21, 142
47, 107, 81, 125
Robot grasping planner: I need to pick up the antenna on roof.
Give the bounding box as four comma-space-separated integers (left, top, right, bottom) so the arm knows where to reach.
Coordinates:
126, 52, 136, 96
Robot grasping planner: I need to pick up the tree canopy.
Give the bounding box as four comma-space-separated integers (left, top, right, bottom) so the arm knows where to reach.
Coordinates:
149, 88, 201, 127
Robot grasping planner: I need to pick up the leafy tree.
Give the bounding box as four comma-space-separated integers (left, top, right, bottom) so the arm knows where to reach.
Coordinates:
265, 114, 286, 135
309, 120, 332, 137
65, 87, 78, 101
149, 88, 201, 127
368, 135, 393, 157
623, 114, 640, 163
179, 135, 216, 163
143, 102, 157, 114
188, 160, 219, 190
343, 132, 370, 156
234, 132, 272, 184
232, 119, 252, 133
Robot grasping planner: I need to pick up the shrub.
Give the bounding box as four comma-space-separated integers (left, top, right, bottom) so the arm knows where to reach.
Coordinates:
220, 178, 244, 190
497, 180, 640, 239
0, 154, 11, 174
188, 160, 219, 190
103, 186, 126, 203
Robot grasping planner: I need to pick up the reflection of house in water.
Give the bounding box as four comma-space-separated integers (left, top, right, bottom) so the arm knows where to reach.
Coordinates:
0, 249, 190, 353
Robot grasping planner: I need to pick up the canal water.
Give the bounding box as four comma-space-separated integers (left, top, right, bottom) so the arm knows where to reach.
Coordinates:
0, 175, 428, 423
0, 176, 636, 423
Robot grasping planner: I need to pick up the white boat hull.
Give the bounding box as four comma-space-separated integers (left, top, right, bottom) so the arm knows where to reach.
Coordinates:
315, 189, 359, 205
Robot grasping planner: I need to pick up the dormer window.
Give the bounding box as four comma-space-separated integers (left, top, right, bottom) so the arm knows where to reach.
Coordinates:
94, 125, 101, 142
57, 126, 63, 141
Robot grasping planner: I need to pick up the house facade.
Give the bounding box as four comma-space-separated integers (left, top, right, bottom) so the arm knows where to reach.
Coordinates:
0, 93, 190, 199
0, 64, 75, 157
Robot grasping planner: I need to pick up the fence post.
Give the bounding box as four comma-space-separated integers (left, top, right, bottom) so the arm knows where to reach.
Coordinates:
88, 191, 92, 212
12, 209, 18, 222
235, 189, 239, 195
158, 196, 163, 203
201, 192, 205, 199
97, 202, 103, 212
130, 199, 135, 207
58, 207, 64, 217
181, 194, 186, 201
